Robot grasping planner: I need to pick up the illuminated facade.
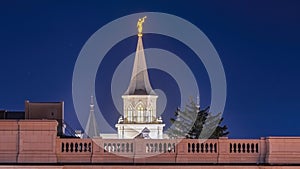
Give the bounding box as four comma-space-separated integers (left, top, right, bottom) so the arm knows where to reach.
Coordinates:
115, 18, 165, 139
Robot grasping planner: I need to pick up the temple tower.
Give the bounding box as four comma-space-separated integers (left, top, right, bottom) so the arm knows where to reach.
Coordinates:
115, 17, 165, 139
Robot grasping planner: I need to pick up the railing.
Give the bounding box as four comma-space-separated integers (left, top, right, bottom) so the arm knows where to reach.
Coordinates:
145, 142, 175, 153
56, 138, 263, 156
175, 139, 219, 163
58, 139, 92, 153
92, 139, 135, 154
3, 120, 300, 164
229, 141, 259, 154
224, 139, 263, 164
53, 137, 299, 164
103, 142, 134, 153
56, 138, 93, 163
189, 142, 217, 153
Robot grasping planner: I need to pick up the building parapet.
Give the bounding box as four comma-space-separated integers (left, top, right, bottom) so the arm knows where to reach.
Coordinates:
0, 120, 300, 164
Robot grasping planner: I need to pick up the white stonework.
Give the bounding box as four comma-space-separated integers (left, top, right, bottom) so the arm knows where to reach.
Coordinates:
115, 35, 165, 139
115, 124, 165, 139
122, 95, 158, 123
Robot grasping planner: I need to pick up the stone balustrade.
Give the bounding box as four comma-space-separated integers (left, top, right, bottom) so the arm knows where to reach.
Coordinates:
56, 138, 93, 163
54, 137, 298, 164
0, 120, 300, 164
176, 139, 219, 163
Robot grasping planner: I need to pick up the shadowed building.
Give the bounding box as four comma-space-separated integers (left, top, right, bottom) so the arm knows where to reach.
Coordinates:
0, 110, 25, 119
25, 100, 64, 136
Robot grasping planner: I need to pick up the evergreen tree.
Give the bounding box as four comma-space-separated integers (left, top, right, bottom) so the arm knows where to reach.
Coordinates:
166, 99, 229, 139
165, 100, 198, 139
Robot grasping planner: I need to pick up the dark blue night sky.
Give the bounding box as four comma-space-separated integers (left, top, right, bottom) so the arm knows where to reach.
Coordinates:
0, 1, 300, 138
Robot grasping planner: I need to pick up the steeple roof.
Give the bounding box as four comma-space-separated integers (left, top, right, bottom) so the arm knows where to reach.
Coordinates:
85, 95, 99, 138
124, 36, 155, 95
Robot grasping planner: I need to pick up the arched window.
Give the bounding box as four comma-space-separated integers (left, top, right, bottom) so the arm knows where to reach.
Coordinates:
127, 105, 133, 122
147, 106, 153, 122
137, 103, 144, 123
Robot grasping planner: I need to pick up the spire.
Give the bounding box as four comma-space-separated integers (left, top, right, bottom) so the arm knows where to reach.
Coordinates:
124, 19, 154, 95
85, 95, 100, 138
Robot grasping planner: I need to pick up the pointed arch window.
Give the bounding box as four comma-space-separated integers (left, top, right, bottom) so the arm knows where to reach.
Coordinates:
147, 106, 153, 122
127, 105, 133, 122
137, 103, 144, 123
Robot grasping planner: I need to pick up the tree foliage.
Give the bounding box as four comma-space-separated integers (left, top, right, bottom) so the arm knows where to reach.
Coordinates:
166, 99, 229, 139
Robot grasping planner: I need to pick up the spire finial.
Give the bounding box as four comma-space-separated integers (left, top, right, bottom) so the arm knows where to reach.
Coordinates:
137, 16, 147, 37
90, 95, 94, 109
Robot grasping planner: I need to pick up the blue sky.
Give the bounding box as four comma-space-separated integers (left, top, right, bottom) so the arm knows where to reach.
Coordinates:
0, 1, 300, 138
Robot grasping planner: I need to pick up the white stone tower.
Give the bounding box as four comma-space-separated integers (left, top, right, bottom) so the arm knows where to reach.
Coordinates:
115, 16, 165, 139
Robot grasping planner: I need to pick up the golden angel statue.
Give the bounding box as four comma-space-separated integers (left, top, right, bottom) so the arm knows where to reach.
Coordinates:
137, 16, 147, 36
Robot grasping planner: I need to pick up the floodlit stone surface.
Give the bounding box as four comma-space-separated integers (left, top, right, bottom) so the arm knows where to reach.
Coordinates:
18, 120, 58, 163
1, 119, 300, 167
0, 120, 18, 163
116, 35, 165, 139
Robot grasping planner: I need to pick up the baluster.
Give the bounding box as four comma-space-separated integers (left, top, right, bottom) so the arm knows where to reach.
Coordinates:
122, 143, 125, 152
168, 143, 172, 153
146, 143, 149, 153
247, 143, 250, 153
126, 143, 129, 152
108, 143, 111, 152
84, 143, 87, 152
238, 143, 241, 153
117, 143, 120, 152
256, 143, 259, 153
61, 142, 64, 152
104, 143, 107, 152
214, 143, 217, 153
251, 143, 254, 153
75, 143, 78, 152
196, 143, 199, 153
205, 143, 208, 153
210, 143, 213, 153
233, 143, 236, 153
70, 143, 74, 152
150, 143, 153, 152
66, 143, 69, 152
173, 143, 176, 153
112, 143, 116, 152
242, 143, 245, 153
159, 143, 162, 153
192, 143, 195, 153
79, 143, 83, 152
88, 143, 91, 152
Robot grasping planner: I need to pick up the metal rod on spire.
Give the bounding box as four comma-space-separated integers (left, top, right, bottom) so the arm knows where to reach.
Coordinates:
196, 95, 200, 109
